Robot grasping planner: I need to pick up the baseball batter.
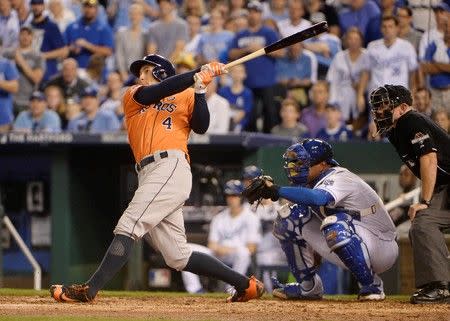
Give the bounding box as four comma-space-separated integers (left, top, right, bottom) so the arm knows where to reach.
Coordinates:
50, 54, 264, 303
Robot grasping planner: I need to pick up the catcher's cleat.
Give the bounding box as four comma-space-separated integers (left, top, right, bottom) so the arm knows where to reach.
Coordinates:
358, 283, 386, 301
50, 284, 94, 303
226, 276, 265, 303
271, 277, 324, 300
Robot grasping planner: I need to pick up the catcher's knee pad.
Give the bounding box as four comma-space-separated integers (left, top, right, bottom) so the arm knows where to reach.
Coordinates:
273, 204, 311, 242
320, 213, 374, 286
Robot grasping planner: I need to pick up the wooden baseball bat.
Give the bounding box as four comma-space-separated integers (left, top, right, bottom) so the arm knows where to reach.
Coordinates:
225, 21, 329, 70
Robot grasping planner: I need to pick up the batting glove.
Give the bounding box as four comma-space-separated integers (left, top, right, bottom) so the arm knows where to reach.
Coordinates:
200, 62, 228, 77
193, 70, 213, 94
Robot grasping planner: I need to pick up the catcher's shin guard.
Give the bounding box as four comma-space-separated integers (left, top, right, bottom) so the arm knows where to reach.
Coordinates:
272, 205, 323, 300
320, 213, 376, 288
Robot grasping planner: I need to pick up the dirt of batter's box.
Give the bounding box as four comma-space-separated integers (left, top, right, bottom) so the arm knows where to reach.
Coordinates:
0, 295, 448, 321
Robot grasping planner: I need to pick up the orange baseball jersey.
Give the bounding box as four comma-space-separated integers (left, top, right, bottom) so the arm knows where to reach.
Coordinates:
123, 85, 195, 163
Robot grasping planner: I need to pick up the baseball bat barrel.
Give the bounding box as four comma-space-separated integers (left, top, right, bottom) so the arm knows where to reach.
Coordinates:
224, 21, 329, 70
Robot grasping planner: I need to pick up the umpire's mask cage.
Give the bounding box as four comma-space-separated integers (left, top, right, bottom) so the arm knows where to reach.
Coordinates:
369, 86, 395, 135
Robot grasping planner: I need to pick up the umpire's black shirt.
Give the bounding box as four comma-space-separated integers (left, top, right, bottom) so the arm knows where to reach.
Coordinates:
388, 110, 450, 188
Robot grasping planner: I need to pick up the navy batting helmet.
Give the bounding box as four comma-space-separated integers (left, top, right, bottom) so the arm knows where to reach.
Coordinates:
224, 180, 244, 196
369, 84, 412, 135
242, 165, 263, 180
129, 54, 176, 81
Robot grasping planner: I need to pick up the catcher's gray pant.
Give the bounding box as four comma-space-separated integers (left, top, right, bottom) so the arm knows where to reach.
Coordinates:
409, 185, 450, 288
114, 150, 192, 271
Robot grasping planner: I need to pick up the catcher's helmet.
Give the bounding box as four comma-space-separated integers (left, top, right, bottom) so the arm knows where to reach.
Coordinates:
242, 165, 263, 180
129, 54, 176, 81
224, 180, 244, 196
283, 139, 339, 186
369, 84, 412, 135
301, 139, 339, 167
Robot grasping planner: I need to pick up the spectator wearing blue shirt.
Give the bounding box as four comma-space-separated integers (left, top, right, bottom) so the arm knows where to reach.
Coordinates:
218, 64, 254, 132
106, 0, 157, 32
68, 86, 120, 133
65, 0, 114, 69
0, 40, 19, 133
13, 91, 61, 133
196, 9, 234, 64
339, 0, 382, 45
30, 0, 69, 82
228, 1, 285, 133
316, 104, 353, 141
267, 0, 289, 23
303, 21, 342, 79
421, 20, 450, 113
276, 42, 317, 107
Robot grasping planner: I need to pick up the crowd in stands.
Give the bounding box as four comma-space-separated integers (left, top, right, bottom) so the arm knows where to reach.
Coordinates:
0, 0, 449, 138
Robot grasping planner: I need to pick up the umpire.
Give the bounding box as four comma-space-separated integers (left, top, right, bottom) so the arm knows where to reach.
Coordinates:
370, 84, 450, 304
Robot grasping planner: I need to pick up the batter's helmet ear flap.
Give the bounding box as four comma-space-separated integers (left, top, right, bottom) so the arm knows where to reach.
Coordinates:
129, 54, 176, 81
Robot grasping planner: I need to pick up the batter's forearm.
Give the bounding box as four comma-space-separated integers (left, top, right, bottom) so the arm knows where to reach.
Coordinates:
191, 93, 210, 134
134, 69, 200, 105
419, 153, 437, 201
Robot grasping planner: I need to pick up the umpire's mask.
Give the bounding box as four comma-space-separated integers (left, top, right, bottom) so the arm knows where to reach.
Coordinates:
369, 85, 396, 135
370, 84, 413, 135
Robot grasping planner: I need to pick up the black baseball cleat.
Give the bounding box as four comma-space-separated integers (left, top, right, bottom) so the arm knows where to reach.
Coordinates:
410, 281, 450, 304
50, 284, 95, 303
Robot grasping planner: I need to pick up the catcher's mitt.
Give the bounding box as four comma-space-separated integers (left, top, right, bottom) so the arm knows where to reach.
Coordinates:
242, 175, 280, 204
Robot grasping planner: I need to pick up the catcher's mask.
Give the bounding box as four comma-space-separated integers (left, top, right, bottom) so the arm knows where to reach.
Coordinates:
283, 139, 339, 186
369, 84, 412, 135
283, 143, 311, 186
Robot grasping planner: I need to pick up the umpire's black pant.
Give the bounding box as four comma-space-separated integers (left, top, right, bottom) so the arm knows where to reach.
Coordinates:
409, 185, 450, 288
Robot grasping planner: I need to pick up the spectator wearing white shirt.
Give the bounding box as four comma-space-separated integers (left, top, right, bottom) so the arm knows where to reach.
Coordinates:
181, 180, 262, 293
358, 15, 418, 97
418, 3, 449, 60
0, 0, 20, 49
48, 0, 76, 32
327, 27, 369, 122
277, 0, 311, 38
205, 80, 231, 134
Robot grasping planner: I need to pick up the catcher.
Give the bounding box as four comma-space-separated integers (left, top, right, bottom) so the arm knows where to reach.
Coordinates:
243, 139, 398, 300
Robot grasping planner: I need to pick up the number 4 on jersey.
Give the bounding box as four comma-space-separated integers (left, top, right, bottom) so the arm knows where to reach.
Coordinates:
162, 116, 172, 130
